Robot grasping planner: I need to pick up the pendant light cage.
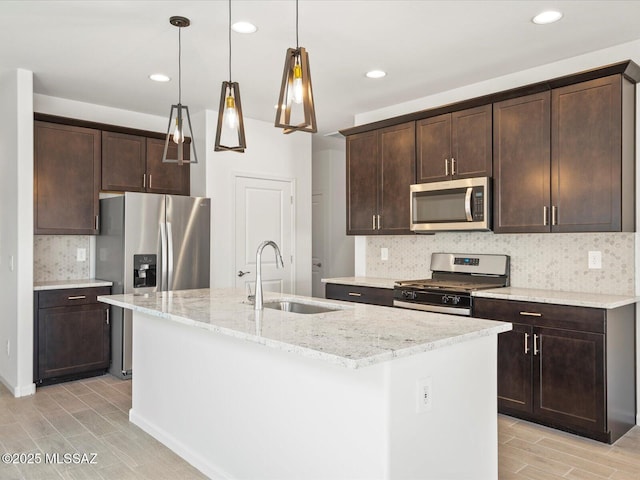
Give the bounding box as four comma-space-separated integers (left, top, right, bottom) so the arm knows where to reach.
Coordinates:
163, 16, 198, 165
215, 81, 247, 152
275, 47, 317, 133
215, 0, 247, 152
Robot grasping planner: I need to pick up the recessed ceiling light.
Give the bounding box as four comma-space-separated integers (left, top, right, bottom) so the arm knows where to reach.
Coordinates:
231, 21, 257, 33
366, 70, 387, 79
532, 10, 563, 25
149, 73, 170, 82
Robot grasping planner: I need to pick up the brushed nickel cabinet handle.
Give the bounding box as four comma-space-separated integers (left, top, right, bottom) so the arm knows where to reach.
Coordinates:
372, 215, 376, 230
519, 311, 542, 317
543, 206, 548, 226
149, 174, 152, 189
451, 157, 456, 176
348, 292, 362, 297
444, 158, 449, 176
377, 214, 381, 230
551, 205, 557, 226
143, 173, 146, 189
67, 295, 86, 300
106, 309, 110, 325
524, 332, 530, 354
533, 334, 539, 355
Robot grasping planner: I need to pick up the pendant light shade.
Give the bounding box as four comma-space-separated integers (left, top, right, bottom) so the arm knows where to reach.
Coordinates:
163, 16, 198, 165
274, 0, 317, 134
215, 0, 247, 152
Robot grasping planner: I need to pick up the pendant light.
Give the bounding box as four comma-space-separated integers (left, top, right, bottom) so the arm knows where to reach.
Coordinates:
163, 16, 198, 165
274, 0, 317, 134
215, 0, 247, 152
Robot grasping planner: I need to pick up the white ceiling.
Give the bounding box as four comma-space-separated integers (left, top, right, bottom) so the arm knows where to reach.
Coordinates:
4, 1, 640, 137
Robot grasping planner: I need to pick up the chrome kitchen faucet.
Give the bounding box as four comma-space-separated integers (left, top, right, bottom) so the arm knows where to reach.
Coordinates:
252, 240, 285, 310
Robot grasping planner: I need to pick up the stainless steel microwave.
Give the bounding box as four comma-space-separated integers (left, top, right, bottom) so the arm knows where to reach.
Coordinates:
410, 177, 491, 232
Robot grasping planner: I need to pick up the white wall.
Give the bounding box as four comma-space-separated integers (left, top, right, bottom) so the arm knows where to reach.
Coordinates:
0, 69, 34, 396
201, 110, 313, 295
312, 137, 354, 285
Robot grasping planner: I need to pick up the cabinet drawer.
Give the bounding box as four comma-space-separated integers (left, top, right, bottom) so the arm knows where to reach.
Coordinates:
325, 284, 394, 307
38, 287, 111, 309
474, 298, 605, 334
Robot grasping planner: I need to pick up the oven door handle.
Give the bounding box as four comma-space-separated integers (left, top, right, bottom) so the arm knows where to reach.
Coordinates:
464, 187, 473, 222
393, 300, 471, 316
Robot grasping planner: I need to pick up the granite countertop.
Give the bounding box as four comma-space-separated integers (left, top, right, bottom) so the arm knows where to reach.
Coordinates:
473, 287, 639, 309
34, 279, 113, 291
98, 288, 511, 369
321, 277, 397, 289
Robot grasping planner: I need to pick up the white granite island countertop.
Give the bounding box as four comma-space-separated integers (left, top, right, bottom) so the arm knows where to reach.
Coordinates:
473, 287, 639, 309
98, 287, 511, 369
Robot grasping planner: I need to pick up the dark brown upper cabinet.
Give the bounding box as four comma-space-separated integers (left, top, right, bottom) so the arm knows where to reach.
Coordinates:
493, 92, 551, 233
102, 133, 190, 196
346, 122, 416, 235
145, 137, 190, 196
101, 131, 146, 192
34, 121, 101, 235
494, 75, 634, 233
416, 104, 492, 183
551, 75, 633, 232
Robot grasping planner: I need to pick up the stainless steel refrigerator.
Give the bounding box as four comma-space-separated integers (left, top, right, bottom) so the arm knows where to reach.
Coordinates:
96, 192, 210, 378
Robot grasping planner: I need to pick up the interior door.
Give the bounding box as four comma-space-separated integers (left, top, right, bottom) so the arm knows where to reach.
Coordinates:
311, 193, 325, 297
235, 176, 294, 297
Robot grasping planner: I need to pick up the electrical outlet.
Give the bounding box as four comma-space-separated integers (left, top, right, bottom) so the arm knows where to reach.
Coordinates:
588, 250, 602, 269
76, 248, 87, 262
416, 377, 433, 413
381, 248, 389, 261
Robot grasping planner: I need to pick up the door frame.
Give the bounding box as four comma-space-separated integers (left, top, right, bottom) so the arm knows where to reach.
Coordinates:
233, 172, 297, 294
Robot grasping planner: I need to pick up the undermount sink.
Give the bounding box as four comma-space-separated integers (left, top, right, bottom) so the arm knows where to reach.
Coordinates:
263, 301, 341, 315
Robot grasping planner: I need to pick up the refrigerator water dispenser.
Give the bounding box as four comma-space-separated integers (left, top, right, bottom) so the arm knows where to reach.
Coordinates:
133, 254, 157, 288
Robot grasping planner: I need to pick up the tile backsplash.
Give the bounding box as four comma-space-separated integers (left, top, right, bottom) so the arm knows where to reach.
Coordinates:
34, 235, 91, 282
366, 232, 635, 296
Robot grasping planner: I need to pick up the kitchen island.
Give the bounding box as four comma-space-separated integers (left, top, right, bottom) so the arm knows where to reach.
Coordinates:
98, 288, 511, 480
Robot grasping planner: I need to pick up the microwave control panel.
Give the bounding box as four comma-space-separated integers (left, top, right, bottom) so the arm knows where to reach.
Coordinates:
472, 187, 484, 221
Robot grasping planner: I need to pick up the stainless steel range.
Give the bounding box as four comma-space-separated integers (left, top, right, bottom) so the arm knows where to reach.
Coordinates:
393, 253, 510, 316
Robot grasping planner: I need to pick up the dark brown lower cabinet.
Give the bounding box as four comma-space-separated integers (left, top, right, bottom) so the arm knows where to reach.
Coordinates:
34, 287, 111, 385
474, 297, 635, 444
325, 283, 394, 307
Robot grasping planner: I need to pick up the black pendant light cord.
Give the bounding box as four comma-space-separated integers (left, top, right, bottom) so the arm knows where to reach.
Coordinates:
178, 26, 182, 104
228, 0, 232, 82
295, 0, 299, 49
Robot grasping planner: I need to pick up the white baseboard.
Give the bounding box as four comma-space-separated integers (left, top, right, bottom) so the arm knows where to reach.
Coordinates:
0, 374, 35, 398
129, 409, 232, 480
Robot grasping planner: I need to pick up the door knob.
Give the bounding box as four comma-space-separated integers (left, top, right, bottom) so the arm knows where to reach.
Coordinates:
313, 262, 322, 267
237, 270, 251, 277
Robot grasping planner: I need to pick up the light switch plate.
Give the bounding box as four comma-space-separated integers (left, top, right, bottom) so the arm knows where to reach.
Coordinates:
76, 248, 87, 262
381, 248, 389, 261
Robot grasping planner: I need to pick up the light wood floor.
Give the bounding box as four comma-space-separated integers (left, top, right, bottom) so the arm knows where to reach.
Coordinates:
1, 374, 639, 479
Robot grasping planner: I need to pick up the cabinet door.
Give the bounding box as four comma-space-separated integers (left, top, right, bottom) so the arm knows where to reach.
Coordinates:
451, 104, 492, 179
146, 137, 191, 196
101, 131, 146, 192
37, 304, 110, 380
552, 75, 622, 232
497, 323, 533, 414
378, 122, 415, 233
34, 122, 100, 234
346, 130, 378, 234
416, 114, 451, 183
534, 327, 605, 434
493, 92, 551, 233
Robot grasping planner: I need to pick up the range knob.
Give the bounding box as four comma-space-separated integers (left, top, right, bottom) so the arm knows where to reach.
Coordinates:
402, 290, 416, 300
443, 295, 461, 305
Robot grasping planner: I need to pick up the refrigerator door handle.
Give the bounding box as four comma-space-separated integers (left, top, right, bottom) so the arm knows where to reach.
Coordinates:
167, 221, 174, 289
159, 221, 167, 291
